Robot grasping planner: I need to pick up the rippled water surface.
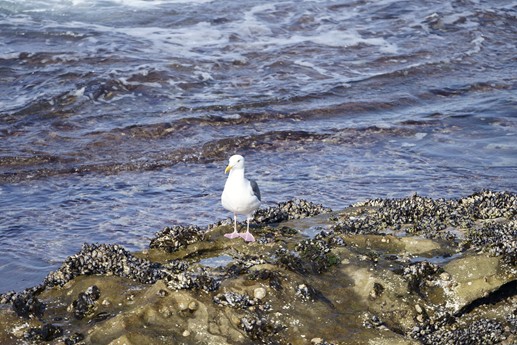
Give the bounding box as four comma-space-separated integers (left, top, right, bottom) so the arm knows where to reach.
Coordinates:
0, 0, 516, 292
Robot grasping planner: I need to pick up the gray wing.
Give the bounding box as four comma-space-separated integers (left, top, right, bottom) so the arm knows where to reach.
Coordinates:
249, 179, 261, 201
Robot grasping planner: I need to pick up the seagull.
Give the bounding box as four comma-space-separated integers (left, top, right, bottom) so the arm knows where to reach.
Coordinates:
221, 155, 261, 242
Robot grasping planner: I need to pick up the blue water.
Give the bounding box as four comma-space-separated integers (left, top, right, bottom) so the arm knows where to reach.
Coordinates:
0, 0, 516, 292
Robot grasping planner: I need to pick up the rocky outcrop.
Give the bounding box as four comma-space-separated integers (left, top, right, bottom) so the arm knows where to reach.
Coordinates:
0, 191, 515, 345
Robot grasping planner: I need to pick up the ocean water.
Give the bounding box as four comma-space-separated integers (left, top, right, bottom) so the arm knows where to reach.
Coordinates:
0, 0, 516, 292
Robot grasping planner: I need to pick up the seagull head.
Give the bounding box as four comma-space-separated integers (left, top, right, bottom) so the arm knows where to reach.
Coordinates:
225, 154, 245, 174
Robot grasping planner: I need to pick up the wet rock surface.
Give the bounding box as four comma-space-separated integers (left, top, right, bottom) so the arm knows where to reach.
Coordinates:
25, 323, 63, 342
0, 192, 515, 345
334, 190, 515, 240
10, 293, 46, 319
150, 225, 206, 253
254, 199, 332, 224
44, 243, 165, 287
70, 285, 101, 320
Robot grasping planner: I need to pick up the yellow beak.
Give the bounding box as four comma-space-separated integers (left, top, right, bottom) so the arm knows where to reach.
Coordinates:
225, 164, 232, 174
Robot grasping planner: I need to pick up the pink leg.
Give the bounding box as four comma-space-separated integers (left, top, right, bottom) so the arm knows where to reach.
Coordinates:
224, 214, 240, 239
239, 217, 255, 242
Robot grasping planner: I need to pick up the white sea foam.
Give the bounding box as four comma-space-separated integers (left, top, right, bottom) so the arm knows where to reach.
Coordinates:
465, 34, 485, 56
114, 0, 214, 5
7, 0, 214, 11
415, 133, 428, 140
115, 22, 229, 59
194, 70, 214, 81
294, 58, 322, 68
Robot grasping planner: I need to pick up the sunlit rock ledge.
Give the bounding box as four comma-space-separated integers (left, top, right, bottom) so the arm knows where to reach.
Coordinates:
1, 191, 515, 345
